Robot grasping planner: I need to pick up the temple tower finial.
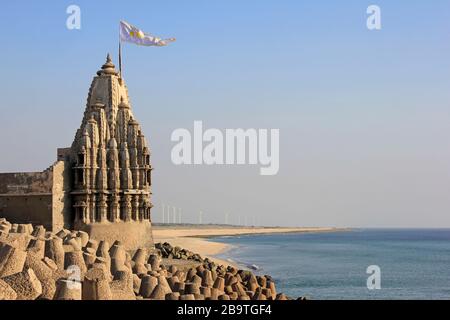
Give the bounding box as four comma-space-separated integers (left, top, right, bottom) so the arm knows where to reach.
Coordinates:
97, 53, 118, 76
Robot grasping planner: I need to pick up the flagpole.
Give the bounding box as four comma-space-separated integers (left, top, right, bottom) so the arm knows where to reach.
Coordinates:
118, 22, 123, 80
119, 41, 122, 78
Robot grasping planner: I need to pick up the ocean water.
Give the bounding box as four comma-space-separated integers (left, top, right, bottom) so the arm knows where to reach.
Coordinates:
212, 229, 450, 300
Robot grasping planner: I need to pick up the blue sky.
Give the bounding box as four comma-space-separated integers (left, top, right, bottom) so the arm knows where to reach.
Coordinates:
0, 1, 450, 227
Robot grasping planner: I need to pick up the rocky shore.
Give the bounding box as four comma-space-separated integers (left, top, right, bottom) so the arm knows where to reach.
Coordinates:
0, 218, 294, 300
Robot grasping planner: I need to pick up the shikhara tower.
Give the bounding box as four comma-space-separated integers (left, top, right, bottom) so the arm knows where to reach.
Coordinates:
71, 54, 152, 226
0, 54, 154, 249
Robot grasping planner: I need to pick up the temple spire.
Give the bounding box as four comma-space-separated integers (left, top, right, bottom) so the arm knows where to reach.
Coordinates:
71, 56, 152, 226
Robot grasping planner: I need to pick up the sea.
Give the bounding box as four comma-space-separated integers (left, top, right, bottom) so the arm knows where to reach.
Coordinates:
212, 229, 450, 300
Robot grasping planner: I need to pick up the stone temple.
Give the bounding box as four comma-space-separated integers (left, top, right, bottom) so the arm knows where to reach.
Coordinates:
0, 55, 154, 249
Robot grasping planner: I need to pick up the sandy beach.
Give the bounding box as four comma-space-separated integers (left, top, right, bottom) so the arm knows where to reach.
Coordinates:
152, 225, 341, 267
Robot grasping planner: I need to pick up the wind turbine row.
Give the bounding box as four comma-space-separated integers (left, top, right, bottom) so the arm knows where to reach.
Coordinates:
159, 204, 261, 226
161, 203, 182, 224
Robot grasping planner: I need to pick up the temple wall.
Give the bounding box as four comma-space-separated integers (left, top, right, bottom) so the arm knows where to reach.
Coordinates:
0, 170, 53, 194
76, 220, 154, 250
0, 161, 73, 231
51, 160, 73, 231
0, 170, 53, 229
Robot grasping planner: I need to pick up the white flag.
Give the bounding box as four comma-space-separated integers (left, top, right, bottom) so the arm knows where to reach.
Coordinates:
120, 21, 175, 47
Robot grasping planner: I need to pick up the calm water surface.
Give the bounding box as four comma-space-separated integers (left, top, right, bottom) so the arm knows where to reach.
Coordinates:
213, 229, 450, 299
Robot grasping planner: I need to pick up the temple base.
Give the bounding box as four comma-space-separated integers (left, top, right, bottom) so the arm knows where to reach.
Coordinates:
75, 220, 154, 251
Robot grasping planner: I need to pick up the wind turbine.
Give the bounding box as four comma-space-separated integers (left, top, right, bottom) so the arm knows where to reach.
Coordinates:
172, 206, 177, 224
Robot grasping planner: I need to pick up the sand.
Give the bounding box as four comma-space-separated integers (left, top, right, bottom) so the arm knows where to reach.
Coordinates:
152, 225, 341, 267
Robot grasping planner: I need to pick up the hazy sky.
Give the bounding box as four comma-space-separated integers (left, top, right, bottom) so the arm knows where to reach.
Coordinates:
0, 1, 449, 227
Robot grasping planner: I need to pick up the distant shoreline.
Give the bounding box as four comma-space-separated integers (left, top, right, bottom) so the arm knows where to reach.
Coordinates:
152, 225, 348, 267
152, 224, 349, 235
190, 227, 351, 239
